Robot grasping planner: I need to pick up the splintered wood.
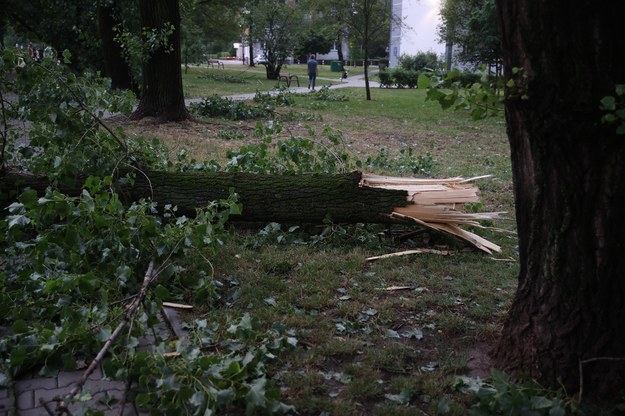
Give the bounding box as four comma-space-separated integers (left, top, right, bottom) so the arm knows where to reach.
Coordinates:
360, 174, 504, 254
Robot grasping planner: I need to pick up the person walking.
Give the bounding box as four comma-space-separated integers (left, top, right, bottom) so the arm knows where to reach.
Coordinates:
307, 54, 318, 90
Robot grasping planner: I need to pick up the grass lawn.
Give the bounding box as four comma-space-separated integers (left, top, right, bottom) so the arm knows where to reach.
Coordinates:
120, 75, 518, 415
182, 63, 345, 98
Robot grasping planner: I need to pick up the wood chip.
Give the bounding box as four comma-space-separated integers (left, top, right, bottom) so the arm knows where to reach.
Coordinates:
379, 285, 415, 291
366, 249, 450, 261
162, 302, 193, 309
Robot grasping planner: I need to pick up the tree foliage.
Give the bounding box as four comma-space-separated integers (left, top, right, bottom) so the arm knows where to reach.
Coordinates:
247, 0, 303, 79
438, 0, 500, 67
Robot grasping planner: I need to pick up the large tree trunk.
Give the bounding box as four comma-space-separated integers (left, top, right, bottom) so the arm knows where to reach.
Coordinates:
1, 171, 406, 223
97, 3, 135, 92
1, 171, 501, 252
131, 0, 189, 121
494, 0, 625, 401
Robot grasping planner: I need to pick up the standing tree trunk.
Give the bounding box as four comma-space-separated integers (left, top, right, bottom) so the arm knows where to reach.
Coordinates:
131, 0, 189, 121
97, 3, 135, 92
362, 0, 372, 101
493, 0, 625, 401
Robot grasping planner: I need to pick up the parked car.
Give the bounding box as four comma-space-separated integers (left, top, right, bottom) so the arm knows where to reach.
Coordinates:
254, 54, 268, 64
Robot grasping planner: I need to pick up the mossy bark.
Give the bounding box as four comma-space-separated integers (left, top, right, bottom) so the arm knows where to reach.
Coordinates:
1, 171, 410, 224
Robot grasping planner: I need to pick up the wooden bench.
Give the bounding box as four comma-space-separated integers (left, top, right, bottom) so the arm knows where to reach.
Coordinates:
278, 73, 300, 88
207, 59, 224, 69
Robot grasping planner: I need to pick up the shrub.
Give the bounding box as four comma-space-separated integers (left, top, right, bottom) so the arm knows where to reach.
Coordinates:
378, 69, 393, 88
392, 68, 420, 88
190, 95, 273, 120
398, 52, 440, 71
377, 68, 420, 88
442, 71, 482, 88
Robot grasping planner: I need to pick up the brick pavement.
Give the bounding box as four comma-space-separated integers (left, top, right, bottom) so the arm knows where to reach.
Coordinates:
0, 307, 186, 415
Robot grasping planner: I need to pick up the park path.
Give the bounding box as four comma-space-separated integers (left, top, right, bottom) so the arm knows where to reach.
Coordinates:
186, 65, 380, 104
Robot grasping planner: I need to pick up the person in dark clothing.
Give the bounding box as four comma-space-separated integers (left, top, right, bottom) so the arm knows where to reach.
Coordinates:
307, 54, 318, 90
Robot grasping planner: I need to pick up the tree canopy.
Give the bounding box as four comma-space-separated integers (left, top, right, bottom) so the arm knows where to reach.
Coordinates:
439, 0, 500, 67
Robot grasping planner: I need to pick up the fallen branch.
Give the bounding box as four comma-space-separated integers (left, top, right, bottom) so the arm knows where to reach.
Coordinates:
51, 260, 158, 415
366, 248, 451, 261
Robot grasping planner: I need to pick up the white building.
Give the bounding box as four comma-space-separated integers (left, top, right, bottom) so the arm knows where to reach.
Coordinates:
389, 0, 445, 68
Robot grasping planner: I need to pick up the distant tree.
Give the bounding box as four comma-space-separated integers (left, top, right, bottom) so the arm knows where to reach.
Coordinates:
180, 0, 243, 67
438, 0, 500, 67
347, 0, 393, 100
248, 0, 303, 79
5, 0, 105, 71
398, 51, 440, 71
295, 28, 334, 62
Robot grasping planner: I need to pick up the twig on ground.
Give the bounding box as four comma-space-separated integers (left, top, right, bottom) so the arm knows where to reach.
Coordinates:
51, 260, 158, 415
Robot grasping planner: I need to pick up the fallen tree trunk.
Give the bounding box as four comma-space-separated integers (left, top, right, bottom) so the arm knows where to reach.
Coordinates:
1, 170, 503, 253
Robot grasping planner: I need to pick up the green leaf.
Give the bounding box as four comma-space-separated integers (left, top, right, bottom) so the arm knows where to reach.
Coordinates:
7, 215, 31, 229
155, 284, 169, 300
135, 393, 150, 407
12, 319, 29, 334
531, 395, 553, 409
62, 49, 72, 64
10, 348, 27, 366
18, 189, 39, 208
189, 391, 206, 408
98, 327, 112, 342
549, 405, 566, 416
401, 328, 423, 340
600, 96, 616, 110
417, 73, 432, 89
246, 377, 267, 409
386, 329, 401, 338
385, 389, 411, 405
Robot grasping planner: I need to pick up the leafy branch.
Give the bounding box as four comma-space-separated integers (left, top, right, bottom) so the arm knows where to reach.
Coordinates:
419, 68, 504, 120
49, 260, 159, 415
599, 84, 625, 135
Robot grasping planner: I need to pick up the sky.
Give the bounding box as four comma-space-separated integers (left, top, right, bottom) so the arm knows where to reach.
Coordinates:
401, 0, 445, 55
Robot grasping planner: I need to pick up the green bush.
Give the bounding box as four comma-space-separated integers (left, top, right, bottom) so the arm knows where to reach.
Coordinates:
442, 71, 482, 88
392, 68, 420, 88
398, 52, 439, 71
377, 68, 420, 88
191, 95, 273, 120
378, 69, 393, 88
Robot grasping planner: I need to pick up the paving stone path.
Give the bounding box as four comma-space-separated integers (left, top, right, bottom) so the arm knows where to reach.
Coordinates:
1, 307, 186, 416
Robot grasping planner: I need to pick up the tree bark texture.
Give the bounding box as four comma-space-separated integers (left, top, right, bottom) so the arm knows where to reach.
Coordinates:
131, 0, 189, 121
494, 0, 625, 399
1, 171, 409, 224
97, 4, 135, 92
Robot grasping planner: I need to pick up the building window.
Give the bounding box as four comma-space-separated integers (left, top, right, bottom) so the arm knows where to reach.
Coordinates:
393, 47, 398, 57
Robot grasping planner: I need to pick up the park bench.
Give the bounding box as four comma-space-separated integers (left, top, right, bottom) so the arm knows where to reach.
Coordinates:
207, 59, 224, 69
278, 73, 300, 88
